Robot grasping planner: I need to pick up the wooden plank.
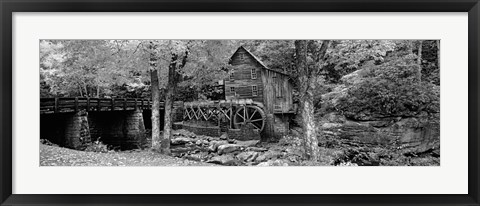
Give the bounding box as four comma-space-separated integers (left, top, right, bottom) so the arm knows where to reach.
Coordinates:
40, 98, 151, 113
111, 98, 115, 111
40, 101, 55, 106
86, 97, 90, 112
74, 97, 79, 112
54, 98, 59, 113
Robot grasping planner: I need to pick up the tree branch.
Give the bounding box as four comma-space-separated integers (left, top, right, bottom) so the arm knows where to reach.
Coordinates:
314, 40, 331, 76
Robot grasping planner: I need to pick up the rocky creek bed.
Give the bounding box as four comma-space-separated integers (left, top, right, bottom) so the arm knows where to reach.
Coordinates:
41, 125, 440, 166
162, 127, 439, 166
167, 130, 306, 166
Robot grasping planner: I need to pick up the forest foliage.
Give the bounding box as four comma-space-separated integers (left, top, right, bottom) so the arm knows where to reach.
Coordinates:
40, 39, 440, 121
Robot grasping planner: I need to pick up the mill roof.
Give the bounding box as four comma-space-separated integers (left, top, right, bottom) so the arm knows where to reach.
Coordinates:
229, 46, 290, 76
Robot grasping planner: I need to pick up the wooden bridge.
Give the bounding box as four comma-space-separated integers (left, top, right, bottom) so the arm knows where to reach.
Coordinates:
40, 97, 156, 114
40, 97, 173, 150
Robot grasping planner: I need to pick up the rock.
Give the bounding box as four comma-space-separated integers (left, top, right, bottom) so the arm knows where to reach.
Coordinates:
227, 139, 236, 144
208, 140, 229, 152
257, 159, 289, 166
334, 149, 380, 166
236, 140, 259, 147
219, 133, 228, 140
256, 150, 283, 162
321, 123, 342, 129
207, 154, 242, 166
287, 155, 301, 163
290, 127, 301, 137
285, 147, 303, 157
236, 151, 259, 162
217, 144, 242, 155
207, 144, 216, 152
170, 137, 193, 145
185, 152, 209, 162
195, 139, 208, 146
323, 112, 347, 123
246, 147, 268, 152
170, 147, 196, 154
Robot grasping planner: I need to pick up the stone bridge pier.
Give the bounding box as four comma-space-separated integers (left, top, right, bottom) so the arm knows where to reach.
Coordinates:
41, 109, 147, 150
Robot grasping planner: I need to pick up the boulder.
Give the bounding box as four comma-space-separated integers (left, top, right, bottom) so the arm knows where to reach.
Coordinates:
285, 147, 303, 157
207, 154, 242, 166
321, 122, 342, 129
219, 133, 228, 140
170, 137, 193, 145
236, 140, 259, 147
217, 144, 242, 155
236, 151, 259, 162
208, 140, 229, 152
195, 139, 209, 146
257, 159, 289, 166
246, 147, 268, 152
255, 150, 283, 162
184, 152, 209, 162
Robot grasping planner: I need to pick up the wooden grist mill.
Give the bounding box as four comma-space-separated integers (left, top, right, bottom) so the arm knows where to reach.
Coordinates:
179, 46, 296, 142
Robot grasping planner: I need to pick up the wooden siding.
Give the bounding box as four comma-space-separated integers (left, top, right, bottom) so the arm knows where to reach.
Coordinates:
261, 70, 294, 113
225, 48, 264, 102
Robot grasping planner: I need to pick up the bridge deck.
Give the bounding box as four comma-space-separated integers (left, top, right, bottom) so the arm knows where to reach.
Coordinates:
40, 98, 154, 114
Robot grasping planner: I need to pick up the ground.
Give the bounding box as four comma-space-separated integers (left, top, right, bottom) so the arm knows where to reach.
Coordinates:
40, 127, 439, 167
40, 144, 214, 166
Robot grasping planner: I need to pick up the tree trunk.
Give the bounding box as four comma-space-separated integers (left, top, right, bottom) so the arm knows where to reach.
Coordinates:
151, 69, 161, 151
78, 85, 83, 97
436, 40, 440, 67
160, 55, 181, 155
294, 40, 320, 161
161, 71, 175, 154
96, 84, 100, 98
300, 86, 319, 161
408, 41, 414, 55
149, 42, 162, 152
82, 81, 88, 97
417, 40, 423, 81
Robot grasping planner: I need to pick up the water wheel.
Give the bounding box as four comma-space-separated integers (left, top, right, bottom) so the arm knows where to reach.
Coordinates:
233, 105, 265, 131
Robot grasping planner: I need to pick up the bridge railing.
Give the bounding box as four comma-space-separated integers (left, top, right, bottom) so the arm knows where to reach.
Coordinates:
40, 97, 152, 114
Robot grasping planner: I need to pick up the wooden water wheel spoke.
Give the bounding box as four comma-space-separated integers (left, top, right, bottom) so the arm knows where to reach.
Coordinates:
233, 105, 265, 132
250, 124, 261, 130
244, 106, 248, 121
236, 109, 246, 121
250, 109, 258, 119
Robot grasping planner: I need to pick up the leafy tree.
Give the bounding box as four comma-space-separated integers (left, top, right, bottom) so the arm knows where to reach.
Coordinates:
294, 40, 330, 161
40, 40, 148, 98
147, 40, 236, 153
336, 55, 439, 120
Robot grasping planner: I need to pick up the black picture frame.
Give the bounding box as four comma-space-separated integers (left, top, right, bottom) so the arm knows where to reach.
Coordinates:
1, 0, 479, 205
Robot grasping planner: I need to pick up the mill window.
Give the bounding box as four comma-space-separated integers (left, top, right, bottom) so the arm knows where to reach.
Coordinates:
276, 82, 283, 98
239, 53, 246, 60
251, 68, 257, 79
252, 85, 258, 96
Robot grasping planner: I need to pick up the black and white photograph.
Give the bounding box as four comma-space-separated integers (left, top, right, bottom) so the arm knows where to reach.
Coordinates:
39, 40, 440, 166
